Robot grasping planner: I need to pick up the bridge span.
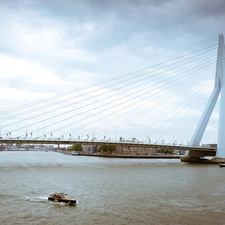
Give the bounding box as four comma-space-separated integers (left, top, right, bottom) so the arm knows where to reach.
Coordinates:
0, 138, 216, 159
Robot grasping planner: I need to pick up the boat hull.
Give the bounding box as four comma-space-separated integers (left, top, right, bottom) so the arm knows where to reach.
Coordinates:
218, 163, 225, 167
48, 197, 76, 205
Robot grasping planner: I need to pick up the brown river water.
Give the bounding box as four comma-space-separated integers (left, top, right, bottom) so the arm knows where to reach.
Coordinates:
0, 151, 225, 225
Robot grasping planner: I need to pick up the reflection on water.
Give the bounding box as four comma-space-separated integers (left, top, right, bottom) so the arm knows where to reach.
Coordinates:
0, 151, 224, 225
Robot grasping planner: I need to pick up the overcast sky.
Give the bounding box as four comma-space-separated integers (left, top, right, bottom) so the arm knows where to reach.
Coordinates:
0, 0, 225, 143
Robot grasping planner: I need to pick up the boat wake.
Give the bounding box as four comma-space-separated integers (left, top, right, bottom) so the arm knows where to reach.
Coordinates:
25, 196, 48, 202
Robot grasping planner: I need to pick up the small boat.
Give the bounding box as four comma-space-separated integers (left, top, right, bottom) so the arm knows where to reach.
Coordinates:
48, 192, 76, 205
218, 162, 225, 167
71, 151, 78, 156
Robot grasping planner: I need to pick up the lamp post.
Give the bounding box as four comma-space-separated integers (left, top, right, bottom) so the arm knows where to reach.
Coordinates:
115, 127, 117, 141
145, 129, 147, 143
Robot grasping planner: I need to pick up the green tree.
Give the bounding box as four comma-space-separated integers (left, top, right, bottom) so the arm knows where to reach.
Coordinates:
68, 144, 83, 152
99, 145, 116, 154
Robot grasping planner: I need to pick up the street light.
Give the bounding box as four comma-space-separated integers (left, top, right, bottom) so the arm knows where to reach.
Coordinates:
115, 127, 117, 141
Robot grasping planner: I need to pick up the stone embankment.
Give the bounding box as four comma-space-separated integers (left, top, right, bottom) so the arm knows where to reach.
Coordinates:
76, 152, 181, 159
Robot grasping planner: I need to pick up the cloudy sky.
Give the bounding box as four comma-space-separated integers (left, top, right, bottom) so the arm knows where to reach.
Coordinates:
0, 0, 225, 144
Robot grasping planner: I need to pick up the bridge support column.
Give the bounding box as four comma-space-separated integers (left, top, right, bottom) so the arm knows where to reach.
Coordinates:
216, 35, 225, 160
182, 34, 225, 162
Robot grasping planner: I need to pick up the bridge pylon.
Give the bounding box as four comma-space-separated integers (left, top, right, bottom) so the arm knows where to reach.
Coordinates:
181, 34, 225, 163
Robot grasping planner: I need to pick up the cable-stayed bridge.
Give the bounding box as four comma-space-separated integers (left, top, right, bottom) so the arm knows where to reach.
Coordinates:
1, 34, 225, 162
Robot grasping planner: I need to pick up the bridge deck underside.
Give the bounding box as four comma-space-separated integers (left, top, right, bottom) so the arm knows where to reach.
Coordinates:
0, 139, 216, 153
187, 150, 216, 157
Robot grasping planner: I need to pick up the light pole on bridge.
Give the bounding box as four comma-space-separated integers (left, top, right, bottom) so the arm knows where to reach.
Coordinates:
43, 123, 45, 137
115, 127, 117, 141
0, 121, 2, 138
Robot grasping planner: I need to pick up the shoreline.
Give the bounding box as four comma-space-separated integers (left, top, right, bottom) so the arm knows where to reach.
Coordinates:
76, 153, 181, 159
1, 150, 181, 159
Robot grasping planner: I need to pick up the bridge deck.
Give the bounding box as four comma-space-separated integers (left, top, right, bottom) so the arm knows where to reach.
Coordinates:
0, 139, 216, 152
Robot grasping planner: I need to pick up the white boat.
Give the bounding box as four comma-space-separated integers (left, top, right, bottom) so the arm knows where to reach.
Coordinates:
71, 151, 78, 156
218, 162, 225, 167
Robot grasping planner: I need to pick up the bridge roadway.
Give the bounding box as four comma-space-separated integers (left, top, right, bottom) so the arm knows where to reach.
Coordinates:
0, 139, 216, 154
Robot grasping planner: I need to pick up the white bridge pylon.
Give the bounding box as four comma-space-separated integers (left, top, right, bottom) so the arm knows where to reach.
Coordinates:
186, 34, 225, 158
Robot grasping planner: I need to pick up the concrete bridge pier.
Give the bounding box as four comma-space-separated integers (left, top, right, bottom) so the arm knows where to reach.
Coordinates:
183, 34, 225, 163
181, 149, 217, 163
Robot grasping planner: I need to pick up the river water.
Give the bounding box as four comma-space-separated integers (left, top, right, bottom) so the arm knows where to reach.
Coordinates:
0, 151, 224, 225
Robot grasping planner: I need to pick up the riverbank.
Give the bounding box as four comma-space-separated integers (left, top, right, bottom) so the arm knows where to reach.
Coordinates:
71, 152, 181, 159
